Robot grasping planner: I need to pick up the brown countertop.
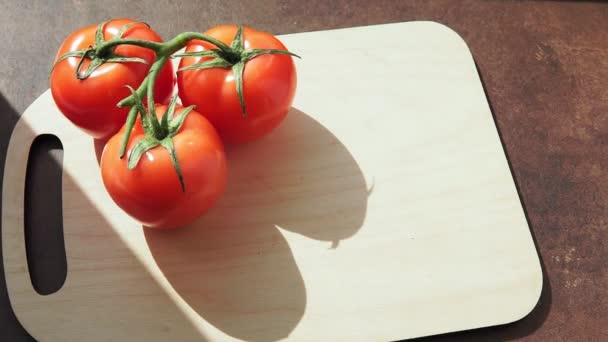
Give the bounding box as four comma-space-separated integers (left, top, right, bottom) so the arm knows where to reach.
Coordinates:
1, 1, 607, 341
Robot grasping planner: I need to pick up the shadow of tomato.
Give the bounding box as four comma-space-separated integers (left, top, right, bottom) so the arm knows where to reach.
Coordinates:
145, 107, 369, 341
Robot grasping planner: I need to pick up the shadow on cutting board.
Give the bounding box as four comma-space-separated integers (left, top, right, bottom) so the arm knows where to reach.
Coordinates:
2, 92, 212, 341
4, 101, 368, 341
145, 107, 369, 342
0, 93, 35, 341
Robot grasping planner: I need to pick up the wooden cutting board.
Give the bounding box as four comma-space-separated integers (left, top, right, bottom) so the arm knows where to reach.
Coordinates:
2, 21, 542, 341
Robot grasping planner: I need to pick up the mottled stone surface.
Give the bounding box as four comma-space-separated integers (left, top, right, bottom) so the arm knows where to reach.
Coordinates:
1, 1, 607, 341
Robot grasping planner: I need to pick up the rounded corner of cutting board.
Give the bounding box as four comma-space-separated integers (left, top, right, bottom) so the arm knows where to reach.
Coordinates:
409, 20, 474, 57
426, 262, 544, 340
504, 259, 545, 326
469, 256, 544, 337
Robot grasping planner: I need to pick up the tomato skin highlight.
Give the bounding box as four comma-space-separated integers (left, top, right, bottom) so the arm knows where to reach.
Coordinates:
51, 18, 175, 140
177, 25, 297, 144
100, 105, 227, 229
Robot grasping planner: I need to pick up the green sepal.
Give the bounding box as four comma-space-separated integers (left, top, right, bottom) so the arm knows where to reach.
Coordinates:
227, 27, 301, 117
77, 57, 104, 80
177, 57, 232, 72
241, 48, 301, 61
231, 25, 244, 53
113, 21, 142, 41
51, 49, 88, 72
72, 53, 147, 80
161, 94, 178, 131
127, 136, 160, 170
117, 96, 131, 108
105, 56, 149, 64
124, 91, 194, 193
174, 26, 300, 118
124, 85, 152, 133
172, 50, 220, 59
159, 138, 186, 192
74, 50, 90, 79
95, 20, 109, 46
119, 106, 139, 158
54, 21, 150, 80
232, 61, 247, 117
168, 105, 195, 136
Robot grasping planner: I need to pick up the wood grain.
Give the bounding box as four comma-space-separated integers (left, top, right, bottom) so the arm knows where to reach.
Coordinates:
2, 22, 541, 341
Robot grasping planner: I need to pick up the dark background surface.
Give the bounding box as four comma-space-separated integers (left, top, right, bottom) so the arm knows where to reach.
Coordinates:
1, 0, 607, 341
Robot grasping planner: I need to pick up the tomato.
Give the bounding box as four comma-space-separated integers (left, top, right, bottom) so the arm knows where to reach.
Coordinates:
177, 25, 297, 144
51, 18, 175, 139
100, 104, 227, 229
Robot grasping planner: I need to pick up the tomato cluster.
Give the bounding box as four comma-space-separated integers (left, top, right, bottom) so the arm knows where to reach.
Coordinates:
50, 19, 298, 228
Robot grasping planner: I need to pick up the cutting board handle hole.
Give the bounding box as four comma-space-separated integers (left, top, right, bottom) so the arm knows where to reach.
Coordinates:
24, 134, 67, 295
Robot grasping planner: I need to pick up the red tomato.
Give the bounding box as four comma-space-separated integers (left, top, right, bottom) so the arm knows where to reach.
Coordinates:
51, 18, 175, 139
100, 104, 227, 229
177, 25, 297, 144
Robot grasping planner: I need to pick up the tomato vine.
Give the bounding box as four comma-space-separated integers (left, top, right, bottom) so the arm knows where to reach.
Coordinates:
54, 20, 299, 191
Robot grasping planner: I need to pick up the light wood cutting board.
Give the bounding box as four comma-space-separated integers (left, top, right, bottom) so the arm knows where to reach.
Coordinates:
2, 21, 542, 341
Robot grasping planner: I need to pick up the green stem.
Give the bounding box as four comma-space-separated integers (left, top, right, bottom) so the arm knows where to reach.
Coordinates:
161, 32, 233, 55
108, 25, 298, 163
146, 56, 167, 138
97, 39, 163, 54
119, 106, 138, 158
118, 56, 167, 157
97, 32, 233, 57
111, 32, 238, 157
